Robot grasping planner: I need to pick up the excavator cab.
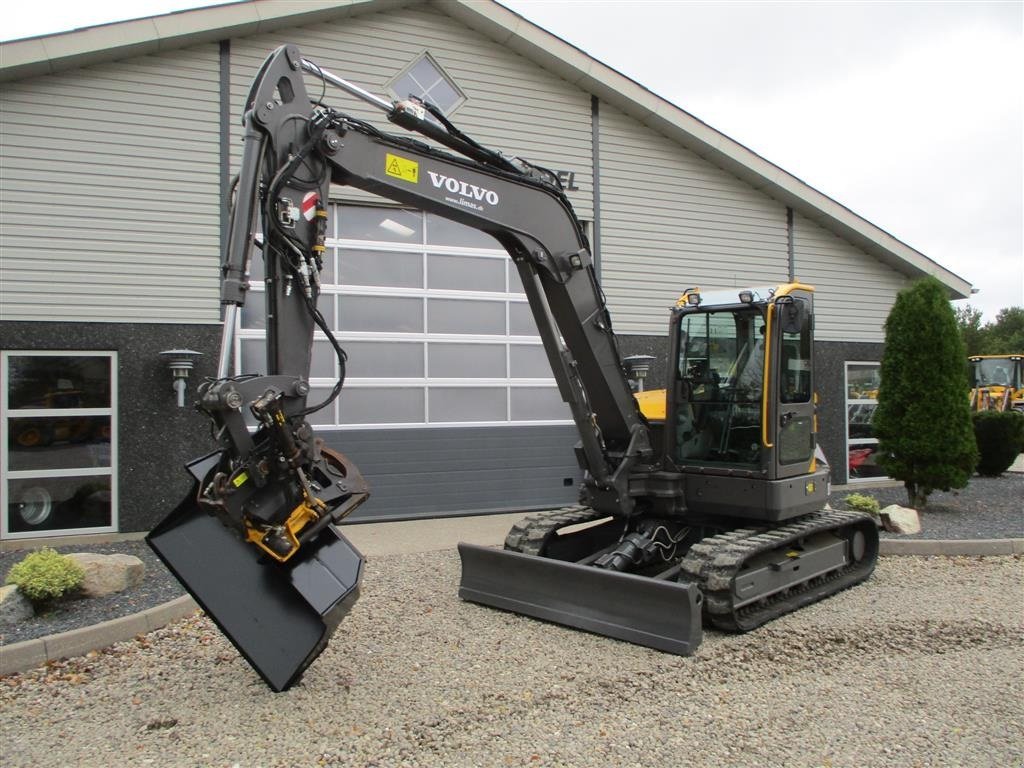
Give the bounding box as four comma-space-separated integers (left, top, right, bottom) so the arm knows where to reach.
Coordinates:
668, 284, 828, 521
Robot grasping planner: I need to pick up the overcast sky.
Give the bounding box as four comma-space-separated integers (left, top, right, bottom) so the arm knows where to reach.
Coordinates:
4, 0, 1021, 321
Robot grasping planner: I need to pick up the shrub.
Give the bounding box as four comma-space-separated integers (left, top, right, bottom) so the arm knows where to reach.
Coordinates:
873, 277, 978, 507
973, 410, 1024, 477
5, 548, 84, 604
843, 493, 881, 516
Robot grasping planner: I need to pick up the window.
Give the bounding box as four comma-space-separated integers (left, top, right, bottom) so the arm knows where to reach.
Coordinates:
845, 362, 887, 481
776, 304, 814, 466
2, 352, 117, 538
676, 309, 763, 467
386, 52, 465, 115
238, 205, 571, 428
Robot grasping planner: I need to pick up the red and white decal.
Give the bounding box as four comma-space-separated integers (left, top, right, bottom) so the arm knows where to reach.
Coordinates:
301, 191, 319, 221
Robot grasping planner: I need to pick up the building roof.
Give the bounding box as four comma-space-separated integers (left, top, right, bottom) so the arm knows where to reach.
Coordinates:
0, 0, 972, 298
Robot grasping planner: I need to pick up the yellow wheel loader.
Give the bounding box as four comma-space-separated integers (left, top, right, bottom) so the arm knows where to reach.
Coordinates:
149, 45, 878, 691
969, 355, 1024, 412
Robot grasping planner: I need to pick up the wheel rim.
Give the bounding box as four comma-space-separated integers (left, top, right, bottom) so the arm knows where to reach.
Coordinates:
15, 428, 44, 448
17, 486, 53, 526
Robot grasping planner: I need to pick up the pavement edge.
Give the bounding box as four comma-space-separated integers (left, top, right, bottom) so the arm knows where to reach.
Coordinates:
1, 594, 198, 678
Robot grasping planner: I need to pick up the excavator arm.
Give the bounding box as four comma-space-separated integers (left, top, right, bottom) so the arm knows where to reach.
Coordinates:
148, 45, 672, 691
223, 45, 653, 515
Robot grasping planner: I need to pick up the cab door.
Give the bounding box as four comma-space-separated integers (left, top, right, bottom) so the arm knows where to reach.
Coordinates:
770, 289, 816, 480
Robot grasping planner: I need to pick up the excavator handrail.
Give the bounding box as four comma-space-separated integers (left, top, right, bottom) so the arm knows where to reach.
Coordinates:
761, 302, 775, 449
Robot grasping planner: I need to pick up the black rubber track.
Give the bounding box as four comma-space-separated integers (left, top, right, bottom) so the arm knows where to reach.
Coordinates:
680, 510, 879, 632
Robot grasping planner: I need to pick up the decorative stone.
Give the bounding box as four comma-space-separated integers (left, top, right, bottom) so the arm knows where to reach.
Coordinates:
0, 584, 34, 624
66, 553, 145, 598
879, 504, 922, 535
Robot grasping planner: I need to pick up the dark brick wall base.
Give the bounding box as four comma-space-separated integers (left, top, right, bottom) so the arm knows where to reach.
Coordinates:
2, 321, 222, 533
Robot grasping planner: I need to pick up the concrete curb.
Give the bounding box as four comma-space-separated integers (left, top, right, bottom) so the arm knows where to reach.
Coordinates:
879, 538, 1024, 556
1, 594, 197, 677
2, 538, 1021, 677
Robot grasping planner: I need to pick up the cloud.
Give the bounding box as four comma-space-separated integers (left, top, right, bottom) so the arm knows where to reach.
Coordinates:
504, 0, 1023, 319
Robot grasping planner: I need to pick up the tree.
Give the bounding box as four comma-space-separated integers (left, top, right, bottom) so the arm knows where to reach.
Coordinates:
953, 303, 1024, 354
985, 307, 1024, 352
874, 277, 978, 508
954, 304, 986, 355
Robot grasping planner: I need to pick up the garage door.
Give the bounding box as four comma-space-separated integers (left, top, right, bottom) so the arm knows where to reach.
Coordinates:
237, 203, 582, 520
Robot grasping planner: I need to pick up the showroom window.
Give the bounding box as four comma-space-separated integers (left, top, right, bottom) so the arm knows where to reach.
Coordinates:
2, 351, 117, 538
845, 362, 887, 481
238, 205, 572, 428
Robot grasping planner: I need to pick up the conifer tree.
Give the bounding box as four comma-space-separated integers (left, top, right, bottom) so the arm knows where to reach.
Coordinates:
873, 276, 978, 507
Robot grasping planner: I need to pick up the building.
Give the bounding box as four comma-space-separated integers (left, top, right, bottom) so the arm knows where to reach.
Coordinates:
0, 0, 972, 540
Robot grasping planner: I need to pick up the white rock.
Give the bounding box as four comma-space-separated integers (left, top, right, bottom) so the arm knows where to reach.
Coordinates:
0, 583, 34, 624
66, 553, 145, 598
879, 504, 922, 535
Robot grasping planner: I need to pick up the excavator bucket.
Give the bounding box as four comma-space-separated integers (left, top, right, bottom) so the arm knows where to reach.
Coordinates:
458, 544, 703, 655
147, 455, 363, 692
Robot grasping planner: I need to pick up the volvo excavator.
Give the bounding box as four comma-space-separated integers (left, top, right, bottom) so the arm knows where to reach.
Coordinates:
148, 45, 879, 691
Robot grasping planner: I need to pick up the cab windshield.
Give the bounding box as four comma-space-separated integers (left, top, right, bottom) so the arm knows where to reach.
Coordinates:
972, 358, 1021, 388
676, 308, 764, 467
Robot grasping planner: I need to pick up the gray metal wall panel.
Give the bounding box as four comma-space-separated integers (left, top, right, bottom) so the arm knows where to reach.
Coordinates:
597, 104, 790, 333
793, 213, 908, 343
323, 424, 582, 521
229, 3, 594, 218
0, 46, 222, 323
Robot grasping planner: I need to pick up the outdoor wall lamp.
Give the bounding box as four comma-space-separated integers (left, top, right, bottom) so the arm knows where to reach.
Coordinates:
622, 354, 657, 392
160, 349, 203, 408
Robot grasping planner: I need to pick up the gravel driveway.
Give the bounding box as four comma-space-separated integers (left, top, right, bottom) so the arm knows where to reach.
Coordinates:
2, 550, 1021, 768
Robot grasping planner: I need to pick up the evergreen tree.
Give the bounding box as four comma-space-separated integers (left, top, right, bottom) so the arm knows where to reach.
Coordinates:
873, 277, 978, 507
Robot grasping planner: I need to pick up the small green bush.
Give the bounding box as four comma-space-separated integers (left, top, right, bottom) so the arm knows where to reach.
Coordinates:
973, 410, 1024, 477
5, 548, 84, 604
843, 493, 881, 516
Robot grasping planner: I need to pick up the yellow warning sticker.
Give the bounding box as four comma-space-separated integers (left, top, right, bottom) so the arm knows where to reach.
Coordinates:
385, 153, 419, 184
232, 471, 249, 488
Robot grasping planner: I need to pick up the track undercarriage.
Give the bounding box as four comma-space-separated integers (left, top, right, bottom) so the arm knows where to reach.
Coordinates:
459, 505, 878, 653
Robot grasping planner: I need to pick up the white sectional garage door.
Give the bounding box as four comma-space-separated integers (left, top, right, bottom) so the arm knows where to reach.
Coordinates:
236, 203, 582, 520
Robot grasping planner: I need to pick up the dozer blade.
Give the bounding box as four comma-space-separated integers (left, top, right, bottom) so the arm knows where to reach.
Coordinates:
458, 544, 703, 655
148, 479, 363, 692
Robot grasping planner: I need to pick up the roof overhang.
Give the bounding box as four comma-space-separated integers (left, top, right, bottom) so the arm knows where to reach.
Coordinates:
0, 0, 412, 82
0, 0, 972, 299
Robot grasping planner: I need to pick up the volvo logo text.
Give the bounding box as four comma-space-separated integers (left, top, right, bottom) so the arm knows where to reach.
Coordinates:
427, 171, 500, 206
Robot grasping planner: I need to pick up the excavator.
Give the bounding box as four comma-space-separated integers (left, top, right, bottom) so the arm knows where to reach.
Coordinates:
148, 45, 878, 691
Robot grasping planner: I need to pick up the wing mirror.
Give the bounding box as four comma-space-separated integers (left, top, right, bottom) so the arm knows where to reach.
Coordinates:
779, 298, 808, 335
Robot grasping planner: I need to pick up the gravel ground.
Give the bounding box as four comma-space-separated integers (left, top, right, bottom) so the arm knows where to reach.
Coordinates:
1, 551, 1022, 768
2, 473, 1020, 645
